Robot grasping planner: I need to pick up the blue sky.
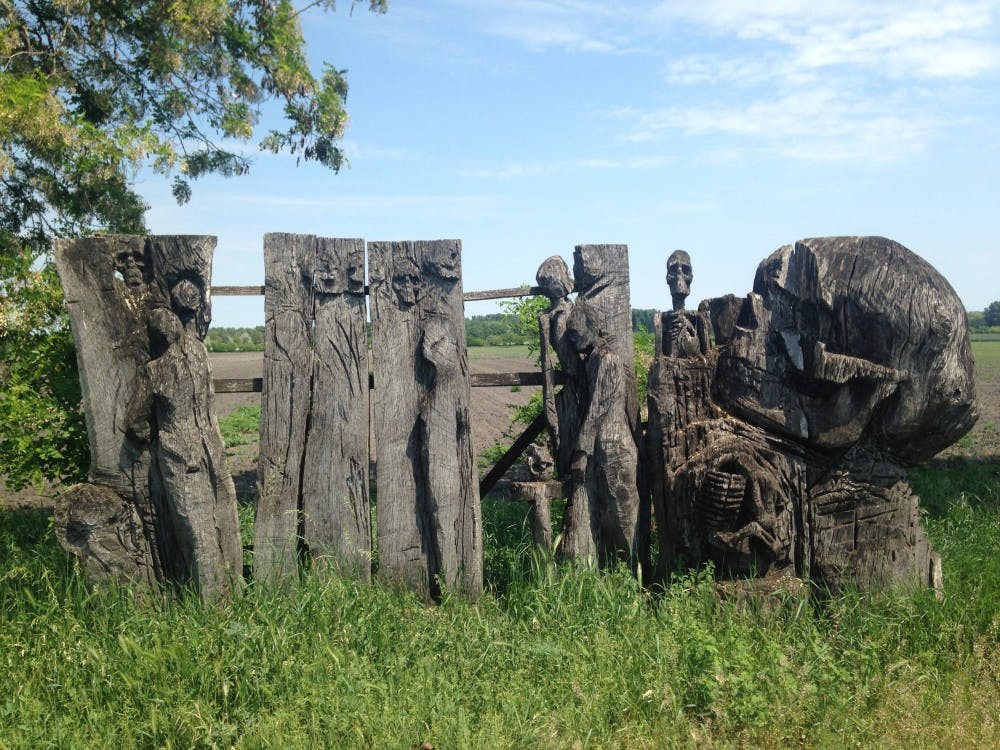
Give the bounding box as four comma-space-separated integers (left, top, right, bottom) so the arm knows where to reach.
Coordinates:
141, 0, 1000, 327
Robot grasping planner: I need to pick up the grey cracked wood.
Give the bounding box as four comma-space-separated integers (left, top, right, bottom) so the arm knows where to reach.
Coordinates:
369, 240, 482, 600
254, 234, 371, 583
54, 235, 242, 600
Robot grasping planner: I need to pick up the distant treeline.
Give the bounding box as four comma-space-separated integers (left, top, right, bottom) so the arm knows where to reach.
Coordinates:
205, 310, 663, 352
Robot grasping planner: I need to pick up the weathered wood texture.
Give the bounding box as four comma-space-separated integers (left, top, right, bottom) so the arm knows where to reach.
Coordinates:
559, 245, 649, 567
254, 234, 371, 583
656, 237, 977, 592
369, 240, 482, 600
54, 235, 242, 600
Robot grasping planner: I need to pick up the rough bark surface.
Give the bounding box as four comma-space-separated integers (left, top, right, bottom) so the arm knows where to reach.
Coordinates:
54, 235, 242, 600
369, 240, 482, 600
560, 245, 649, 568
652, 237, 977, 592
254, 234, 371, 584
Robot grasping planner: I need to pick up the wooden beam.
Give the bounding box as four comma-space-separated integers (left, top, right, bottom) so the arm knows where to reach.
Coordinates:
478, 412, 548, 499
214, 371, 558, 393
210, 284, 543, 301
211, 285, 265, 296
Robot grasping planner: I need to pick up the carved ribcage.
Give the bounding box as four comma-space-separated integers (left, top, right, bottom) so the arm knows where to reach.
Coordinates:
697, 470, 746, 533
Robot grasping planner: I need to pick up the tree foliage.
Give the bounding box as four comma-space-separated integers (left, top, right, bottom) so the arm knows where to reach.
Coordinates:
984, 300, 1000, 328
0, 0, 387, 489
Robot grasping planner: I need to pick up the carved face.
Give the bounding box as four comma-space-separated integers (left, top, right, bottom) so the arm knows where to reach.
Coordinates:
314, 250, 366, 295
114, 249, 147, 288
666, 250, 693, 303
171, 279, 202, 315
536, 256, 573, 300
392, 258, 421, 309
423, 243, 460, 281
715, 238, 978, 462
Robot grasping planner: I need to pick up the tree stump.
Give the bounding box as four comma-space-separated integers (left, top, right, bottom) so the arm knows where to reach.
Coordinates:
254, 234, 371, 584
369, 240, 482, 600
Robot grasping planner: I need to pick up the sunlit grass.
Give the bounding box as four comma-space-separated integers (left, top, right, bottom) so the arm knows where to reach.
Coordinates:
1, 456, 997, 748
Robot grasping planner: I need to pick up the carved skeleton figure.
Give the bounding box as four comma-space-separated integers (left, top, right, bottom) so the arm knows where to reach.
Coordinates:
536, 255, 582, 476
656, 250, 710, 359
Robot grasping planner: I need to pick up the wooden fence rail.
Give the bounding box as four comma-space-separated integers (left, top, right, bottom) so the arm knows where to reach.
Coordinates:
211, 285, 543, 302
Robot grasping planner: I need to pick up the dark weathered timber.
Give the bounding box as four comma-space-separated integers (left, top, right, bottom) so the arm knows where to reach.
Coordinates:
301, 237, 371, 579
210, 283, 543, 302
370, 240, 482, 600
211, 285, 266, 296
659, 237, 977, 593
535, 255, 582, 478
254, 233, 314, 583
462, 285, 542, 301
213, 378, 264, 393
478, 412, 548, 499
54, 235, 242, 600
555, 247, 644, 570
254, 234, 371, 584
212, 372, 556, 393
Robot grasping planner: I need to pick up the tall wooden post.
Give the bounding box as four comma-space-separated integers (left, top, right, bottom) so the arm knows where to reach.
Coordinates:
369, 240, 482, 600
254, 234, 371, 583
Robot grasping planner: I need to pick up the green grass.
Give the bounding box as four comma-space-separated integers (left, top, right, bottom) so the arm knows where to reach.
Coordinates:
971, 340, 1000, 379
218, 405, 262, 448
1, 459, 997, 748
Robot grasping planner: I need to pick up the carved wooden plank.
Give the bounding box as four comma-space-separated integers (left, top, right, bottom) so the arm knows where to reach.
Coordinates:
300, 237, 371, 579
254, 234, 371, 583
556, 245, 644, 570
369, 240, 482, 600
54, 235, 242, 600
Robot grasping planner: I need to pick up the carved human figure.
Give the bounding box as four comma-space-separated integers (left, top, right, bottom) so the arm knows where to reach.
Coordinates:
417, 243, 482, 596
559, 301, 640, 568
535, 255, 582, 475
129, 304, 242, 599
657, 250, 710, 359
392, 256, 422, 309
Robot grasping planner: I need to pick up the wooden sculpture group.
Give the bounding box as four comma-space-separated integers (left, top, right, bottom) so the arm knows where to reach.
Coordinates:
53, 234, 978, 601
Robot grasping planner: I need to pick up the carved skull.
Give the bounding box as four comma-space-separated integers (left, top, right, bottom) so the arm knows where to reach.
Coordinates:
715, 237, 978, 463
666, 250, 693, 310
114, 248, 148, 288
423, 242, 460, 282
536, 255, 573, 301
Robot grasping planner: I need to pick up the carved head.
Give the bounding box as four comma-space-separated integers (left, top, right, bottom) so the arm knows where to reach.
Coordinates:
392, 257, 422, 309
114, 247, 148, 288
346, 249, 366, 292
715, 237, 978, 462
423, 243, 460, 282
535, 256, 573, 301
171, 279, 201, 315
666, 250, 693, 310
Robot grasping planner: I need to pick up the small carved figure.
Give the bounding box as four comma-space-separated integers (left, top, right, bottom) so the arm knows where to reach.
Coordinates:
536, 255, 581, 475
392, 256, 422, 309
559, 301, 640, 568
128, 305, 242, 599
657, 250, 710, 359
